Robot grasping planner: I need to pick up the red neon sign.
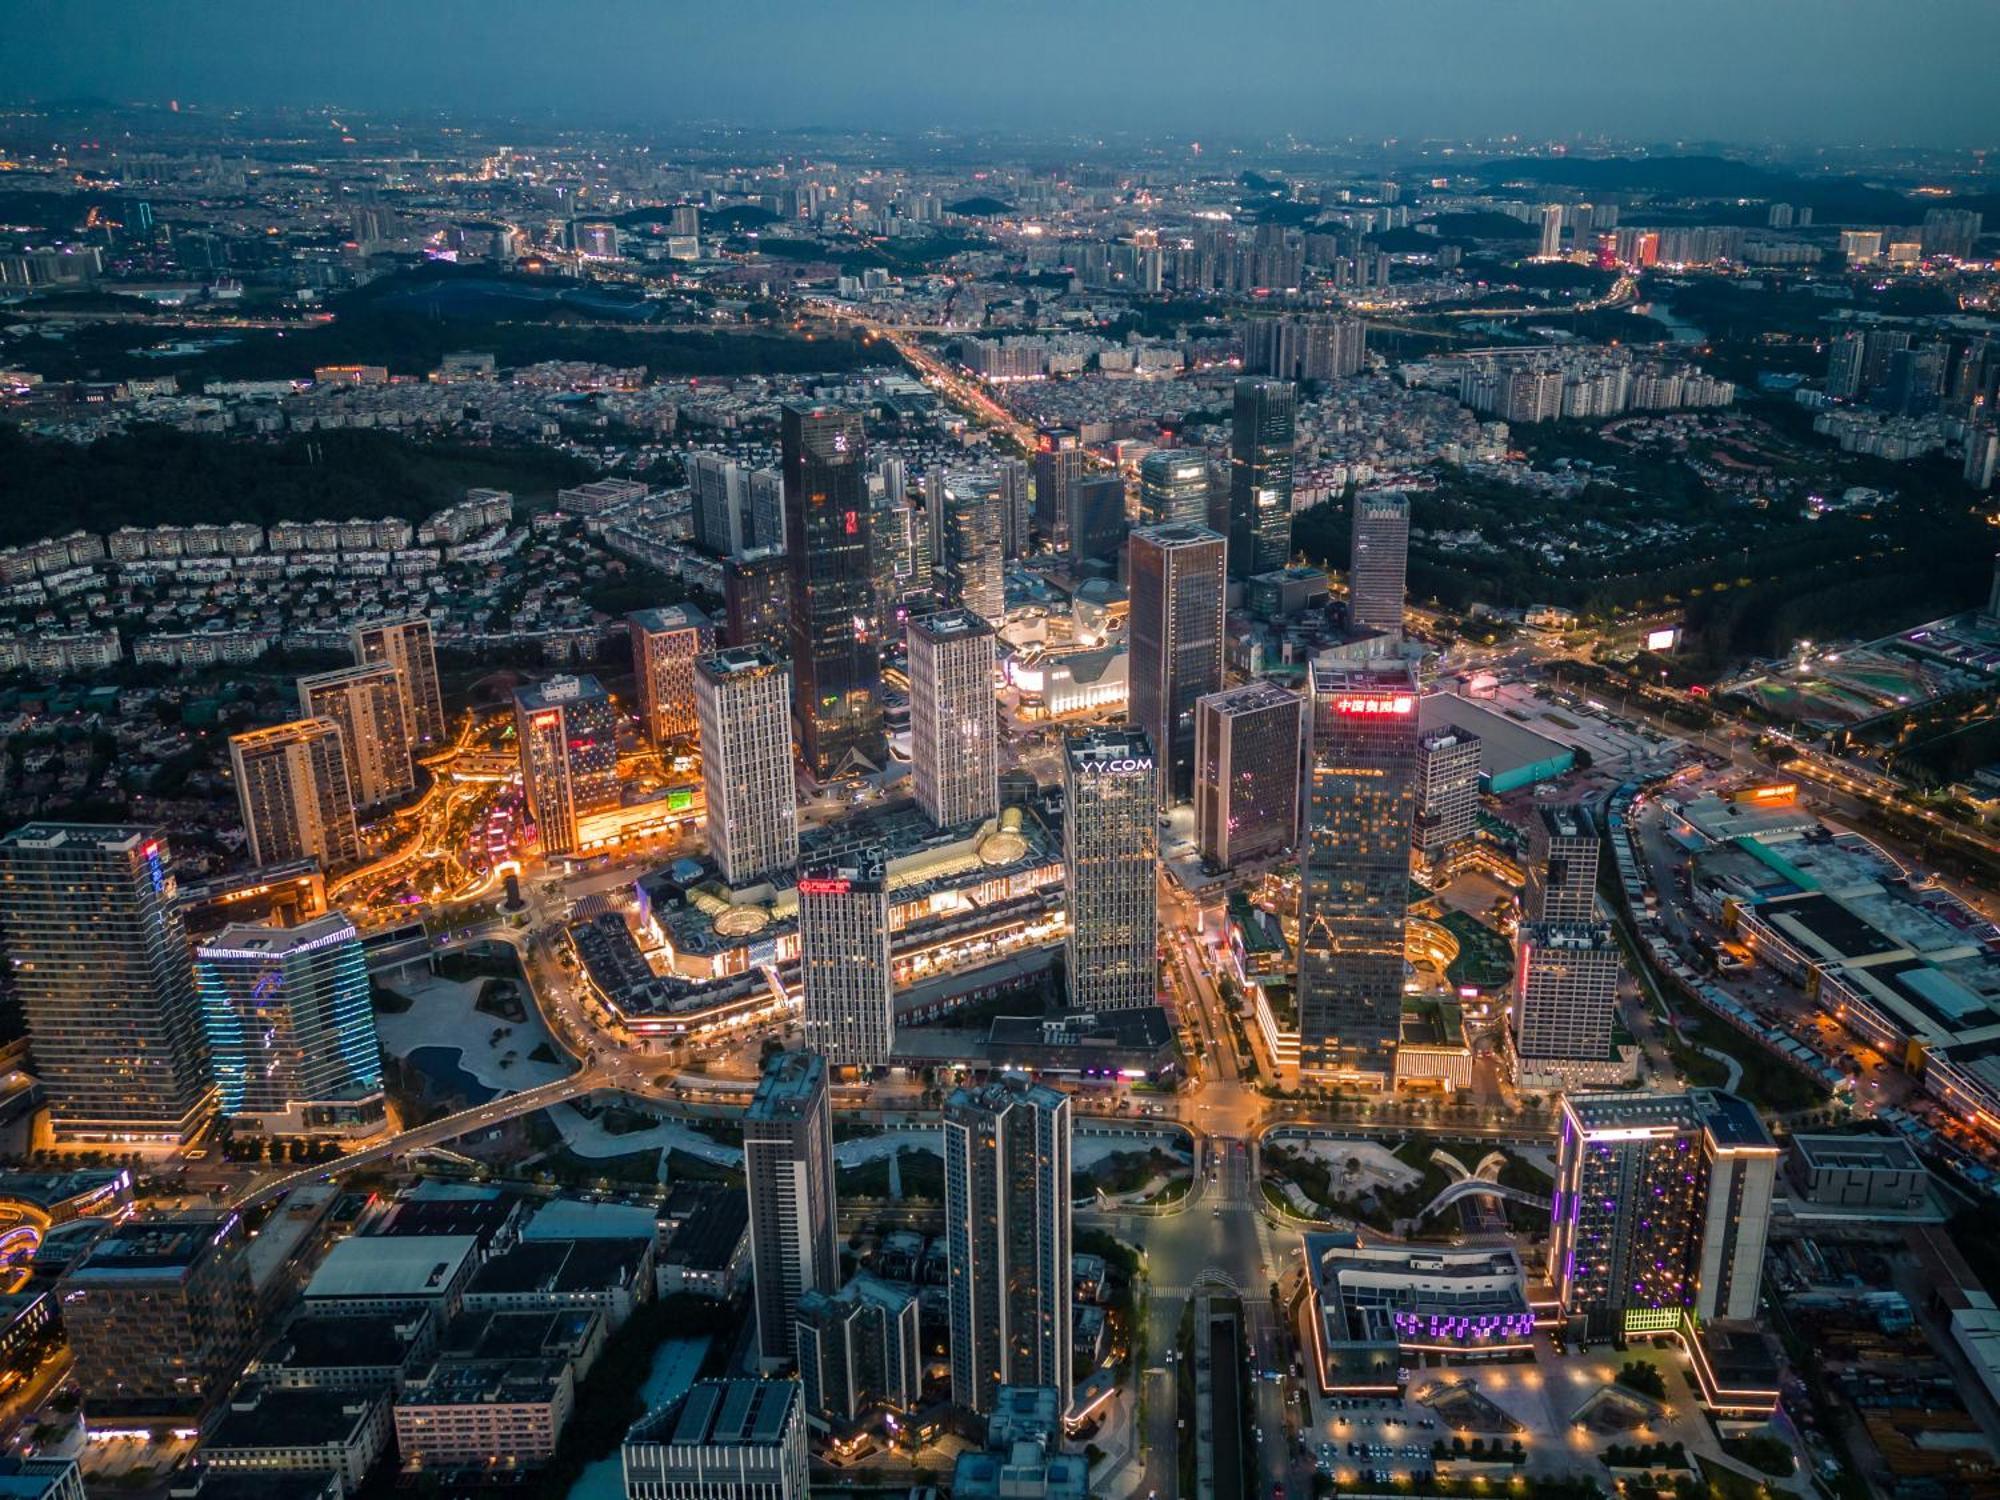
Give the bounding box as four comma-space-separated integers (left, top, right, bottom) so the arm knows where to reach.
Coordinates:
797, 878, 853, 896
531, 711, 561, 729
1334, 695, 1415, 716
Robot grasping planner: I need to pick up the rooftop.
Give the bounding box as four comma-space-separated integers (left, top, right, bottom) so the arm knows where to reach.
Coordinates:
746, 1051, 825, 1120
304, 1234, 478, 1300
1790, 1133, 1926, 1173
198, 912, 357, 960
204, 1387, 381, 1451
66, 1215, 234, 1278
908, 607, 995, 643
629, 604, 711, 634
630, 1377, 798, 1448
697, 644, 784, 681
514, 673, 607, 712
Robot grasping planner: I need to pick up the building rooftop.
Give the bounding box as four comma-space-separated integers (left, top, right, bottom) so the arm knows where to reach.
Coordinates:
0, 822, 153, 853
197, 912, 356, 960
65, 1215, 234, 1279
464, 1238, 646, 1298
629, 604, 711, 634
985, 1384, 1064, 1448
1790, 1133, 1926, 1173
746, 1051, 825, 1120
630, 1377, 798, 1448
662, 1189, 748, 1274
908, 608, 995, 642
304, 1234, 478, 1300
514, 673, 607, 712
1564, 1089, 1774, 1151
265, 1310, 430, 1371
1064, 725, 1152, 769
1537, 804, 1595, 840
1417, 693, 1573, 779
697, 644, 784, 680
1199, 680, 1301, 718
203, 1387, 381, 1451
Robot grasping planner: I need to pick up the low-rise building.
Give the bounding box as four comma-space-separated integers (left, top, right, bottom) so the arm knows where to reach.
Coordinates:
462, 1237, 654, 1332
1304, 1238, 1533, 1395
301, 1235, 479, 1322
196, 1386, 392, 1495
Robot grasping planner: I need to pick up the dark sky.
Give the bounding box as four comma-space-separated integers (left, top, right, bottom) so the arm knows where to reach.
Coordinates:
7, 0, 1999, 147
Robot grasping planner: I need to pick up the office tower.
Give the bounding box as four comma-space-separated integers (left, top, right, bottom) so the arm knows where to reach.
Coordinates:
1826, 330, 1866, 401
0, 824, 212, 1142
907, 610, 999, 829
697, 646, 799, 888
795, 1276, 922, 1425
1512, 922, 1621, 1072
1413, 728, 1482, 860
744, 1051, 840, 1366
622, 1379, 808, 1500
629, 604, 715, 745
997, 456, 1031, 559
782, 404, 885, 781
723, 549, 791, 654
1139, 449, 1211, 526
1539, 205, 1564, 259
935, 477, 1005, 625
1551, 1091, 1778, 1339
56, 1215, 257, 1419
351, 615, 445, 747
1347, 490, 1411, 636
1128, 524, 1226, 804
1227, 378, 1297, 580
1528, 805, 1599, 923
1031, 427, 1085, 551
1297, 664, 1419, 1078
1968, 426, 2000, 493
1193, 681, 1303, 869
297, 662, 414, 808
512, 675, 619, 858
798, 854, 893, 1070
194, 912, 384, 1135
942, 1078, 1073, 1417
1067, 475, 1128, 572
1840, 228, 1883, 264
1062, 727, 1158, 1013
688, 450, 750, 558
747, 466, 785, 553
229, 719, 361, 869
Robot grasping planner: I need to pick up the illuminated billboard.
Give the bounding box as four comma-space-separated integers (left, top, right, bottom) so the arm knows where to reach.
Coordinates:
1645, 627, 1680, 653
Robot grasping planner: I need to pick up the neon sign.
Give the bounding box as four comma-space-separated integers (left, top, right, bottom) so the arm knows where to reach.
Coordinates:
797, 878, 853, 896
1334, 695, 1415, 715
1079, 757, 1154, 775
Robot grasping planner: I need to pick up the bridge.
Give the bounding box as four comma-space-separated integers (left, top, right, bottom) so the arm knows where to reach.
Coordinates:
1414, 1176, 1552, 1222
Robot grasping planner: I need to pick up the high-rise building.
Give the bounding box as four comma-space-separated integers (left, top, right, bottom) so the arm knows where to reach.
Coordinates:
1227, 378, 1296, 580
0, 824, 213, 1142
1551, 1091, 1778, 1339
1067, 475, 1127, 572
687, 451, 751, 558
798, 855, 894, 1070
1241, 315, 1367, 382
696, 646, 798, 887
1138, 449, 1211, 527
996, 456, 1031, 561
782, 404, 885, 781
1512, 922, 1622, 1075
1193, 681, 1303, 869
621, 1379, 808, 1500
1528, 805, 1599, 923
1539, 205, 1564, 259
297, 662, 414, 808
907, 610, 999, 829
1413, 728, 1482, 860
935, 476, 1005, 625
1826, 330, 1867, 401
1347, 490, 1411, 636
1297, 664, 1419, 1078
1127, 524, 1226, 805
943, 1078, 1073, 1418
350, 615, 445, 747
1062, 727, 1158, 1013
723, 549, 791, 654
229, 719, 360, 869
795, 1276, 921, 1426
194, 912, 384, 1136
513, 675, 619, 858
1031, 427, 1085, 552
744, 1051, 839, 1366
629, 604, 716, 745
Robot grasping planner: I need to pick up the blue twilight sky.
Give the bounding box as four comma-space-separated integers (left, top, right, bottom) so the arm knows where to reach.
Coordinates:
4, 0, 1998, 147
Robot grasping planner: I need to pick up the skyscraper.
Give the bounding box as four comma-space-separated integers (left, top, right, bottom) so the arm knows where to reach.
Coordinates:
1297, 664, 1419, 1078
351, 615, 445, 747
1551, 1091, 1778, 1339
996, 456, 1031, 561
1539, 205, 1564, 259
1512, 922, 1622, 1079
297, 662, 415, 808
1227, 378, 1296, 580
1347, 490, 1411, 636
1127, 524, 1226, 805
1066, 475, 1127, 573
629, 604, 716, 745
1528, 805, 1599, 923
798, 855, 894, 1070
1031, 427, 1084, 552
907, 610, 999, 830
696, 646, 799, 887
744, 1051, 840, 1366
513, 675, 619, 858
723, 549, 792, 654
194, 912, 384, 1136
1138, 449, 1212, 527
935, 476, 1005, 626
943, 1078, 1073, 1417
0, 824, 212, 1141
1062, 727, 1158, 1013
782, 404, 885, 781
1413, 728, 1482, 861
1193, 681, 1303, 869
687, 450, 751, 558
229, 719, 360, 869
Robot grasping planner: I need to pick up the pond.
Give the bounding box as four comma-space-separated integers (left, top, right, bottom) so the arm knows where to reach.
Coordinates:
404, 1046, 497, 1106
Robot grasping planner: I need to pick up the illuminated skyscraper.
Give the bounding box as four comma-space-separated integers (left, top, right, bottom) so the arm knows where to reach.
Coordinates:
1194, 681, 1303, 869
934, 476, 1005, 626
943, 1077, 1072, 1417
1062, 727, 1157, 1013
297, 662, 414, 807
1413, 728, 1481, 860
229, 719, 360, 869
745, 1050, 840, 1366
782, 404, 885, 781
1138, 448, 1212, 527
1031, 427, 1084, 552
629, 604, 715, 745
696, 646, 799, 887
798, 854, 894, 1070
512, 675, 619, 858
0, 823, 212, 1142
724, 549, 791, 654
1528, 805, 1599, 923
350, 615, 446, 747
1512, 922, 1622, 1079
1128, 524, 1226, 805
194, 912, 384, 1136
907, 610, 998, 829
1551, 1090, 1777, 1340
1347, 490, 1410, 636
1539, 204, 1564, 259
1297, 663, 1419, 1078
1227, 378, 1296, 580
